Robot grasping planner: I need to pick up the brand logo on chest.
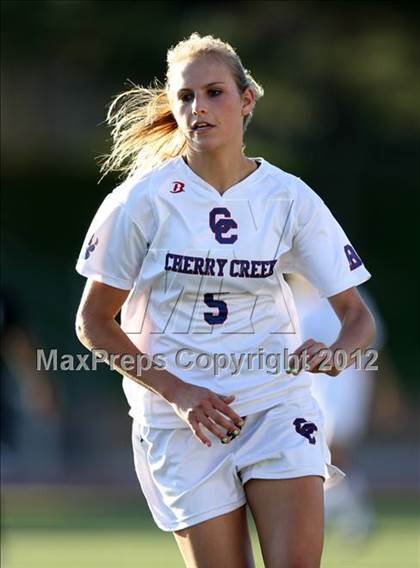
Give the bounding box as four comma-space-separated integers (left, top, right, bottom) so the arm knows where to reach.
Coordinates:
170, 181, 185, 193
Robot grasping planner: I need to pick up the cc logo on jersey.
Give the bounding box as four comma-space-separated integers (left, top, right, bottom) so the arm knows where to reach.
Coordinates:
209, 207, 238, 244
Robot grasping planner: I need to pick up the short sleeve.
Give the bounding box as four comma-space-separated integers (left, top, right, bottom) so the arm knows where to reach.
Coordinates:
280, 182, 371, 298
75, 194, 149, 290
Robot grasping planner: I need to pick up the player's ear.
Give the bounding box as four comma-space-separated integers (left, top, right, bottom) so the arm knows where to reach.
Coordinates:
241, 87, 255, 117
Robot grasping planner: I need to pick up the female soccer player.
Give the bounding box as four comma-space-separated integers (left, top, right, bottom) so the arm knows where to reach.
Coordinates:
75, 33, 375, 568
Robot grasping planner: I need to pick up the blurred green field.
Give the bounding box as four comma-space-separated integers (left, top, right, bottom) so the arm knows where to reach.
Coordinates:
2, 487, 419, 567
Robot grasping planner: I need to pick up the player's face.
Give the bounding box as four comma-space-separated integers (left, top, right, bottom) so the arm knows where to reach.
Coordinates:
168, 54, 255, 153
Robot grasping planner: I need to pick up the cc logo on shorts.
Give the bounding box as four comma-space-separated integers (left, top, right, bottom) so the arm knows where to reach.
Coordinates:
293, 418, 318, 445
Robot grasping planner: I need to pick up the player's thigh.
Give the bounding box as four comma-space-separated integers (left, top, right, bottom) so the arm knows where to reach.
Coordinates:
245, 476, 324, 568
173, 504, 255, 568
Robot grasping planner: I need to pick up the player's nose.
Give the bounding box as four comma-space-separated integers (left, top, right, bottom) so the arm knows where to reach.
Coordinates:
192, 94, 207, 115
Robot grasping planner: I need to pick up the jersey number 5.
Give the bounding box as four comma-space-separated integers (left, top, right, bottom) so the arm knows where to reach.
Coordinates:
203, 293, 228, 325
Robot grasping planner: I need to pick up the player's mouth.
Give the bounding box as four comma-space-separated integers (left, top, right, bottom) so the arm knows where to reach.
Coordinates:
190, 121, 215, 134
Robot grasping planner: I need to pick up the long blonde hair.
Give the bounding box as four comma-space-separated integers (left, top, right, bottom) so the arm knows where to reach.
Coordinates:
99, 33, 264, 181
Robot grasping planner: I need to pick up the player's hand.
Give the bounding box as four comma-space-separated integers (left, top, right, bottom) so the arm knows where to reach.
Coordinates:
167, 382, 245, 447
286, 339, 341, 377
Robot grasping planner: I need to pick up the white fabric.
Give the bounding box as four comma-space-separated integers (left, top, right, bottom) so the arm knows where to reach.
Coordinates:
76, 156, 371, 428
131, 396, 344, 531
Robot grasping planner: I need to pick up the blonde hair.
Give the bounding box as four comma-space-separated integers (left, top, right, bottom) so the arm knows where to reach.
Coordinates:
99, 33, 264, 181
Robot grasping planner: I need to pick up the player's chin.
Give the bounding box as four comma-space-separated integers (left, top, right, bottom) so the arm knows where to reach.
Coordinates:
188, 135, 225, 153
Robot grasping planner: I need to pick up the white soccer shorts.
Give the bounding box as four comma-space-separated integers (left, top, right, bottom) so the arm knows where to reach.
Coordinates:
131, 394, 344, 532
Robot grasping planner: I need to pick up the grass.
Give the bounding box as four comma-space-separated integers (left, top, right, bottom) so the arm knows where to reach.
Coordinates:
2, 486, 419, 567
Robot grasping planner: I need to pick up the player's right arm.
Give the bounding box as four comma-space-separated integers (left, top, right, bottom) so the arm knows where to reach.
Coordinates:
75, 278, 243, 446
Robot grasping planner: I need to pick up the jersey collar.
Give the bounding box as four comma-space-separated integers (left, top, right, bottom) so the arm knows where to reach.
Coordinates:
175, 155, 266, 199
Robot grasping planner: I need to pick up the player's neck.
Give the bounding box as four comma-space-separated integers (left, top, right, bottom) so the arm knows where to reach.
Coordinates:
184, 148, 257, 195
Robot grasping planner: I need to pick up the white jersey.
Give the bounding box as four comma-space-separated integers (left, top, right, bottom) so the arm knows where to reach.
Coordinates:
76, 156, 371, 428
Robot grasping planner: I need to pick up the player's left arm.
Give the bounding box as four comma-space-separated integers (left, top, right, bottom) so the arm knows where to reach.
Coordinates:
290, 287, 376, 377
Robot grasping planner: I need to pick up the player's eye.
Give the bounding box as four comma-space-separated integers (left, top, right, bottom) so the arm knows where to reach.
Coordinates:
179, 93, 193, 103
208, 89, 222, 97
